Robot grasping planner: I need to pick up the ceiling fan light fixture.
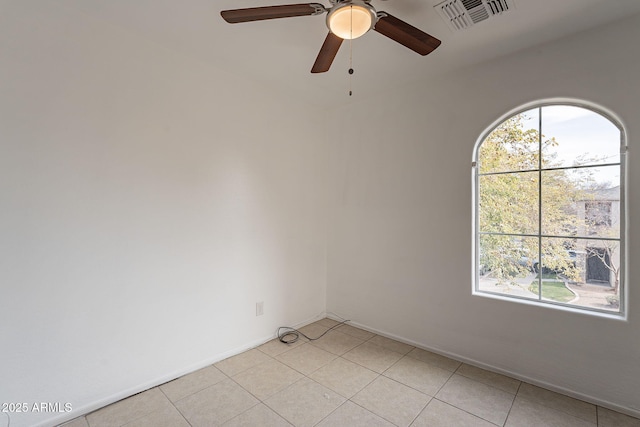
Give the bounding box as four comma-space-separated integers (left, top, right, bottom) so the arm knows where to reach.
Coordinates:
327, 2, 376, 40
220, 2, 442, 74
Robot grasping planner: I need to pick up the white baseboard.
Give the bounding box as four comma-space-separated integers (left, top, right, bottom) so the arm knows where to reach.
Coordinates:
325, 313, 640, 420
42, 311, 327, 427
45, 311, 639, 426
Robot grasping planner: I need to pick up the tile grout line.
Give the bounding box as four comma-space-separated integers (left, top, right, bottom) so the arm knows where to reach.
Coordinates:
377, 353, 457, 400
164, 364, 233, 407
84, 388, 174, 427
253, 338, 387, 427
396, 360, 519, 426
431, 398, 505, 427
220, 401, 265, 427
501, 381, 523, 427
516, 384, 600, 425
429, 358, 456, 397
407, 396, 433, 427
309, 397, 347, 427
344, 397, 400, 427
72, 320, 634, 427
157, 386, 194, 427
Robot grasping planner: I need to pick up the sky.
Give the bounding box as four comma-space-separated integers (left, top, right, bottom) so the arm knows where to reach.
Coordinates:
520, 105, 621, 188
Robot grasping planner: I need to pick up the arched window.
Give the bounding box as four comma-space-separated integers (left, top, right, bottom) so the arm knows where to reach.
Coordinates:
473, 102, 626, 315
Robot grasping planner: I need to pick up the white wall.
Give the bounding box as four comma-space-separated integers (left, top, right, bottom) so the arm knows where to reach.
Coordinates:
0, 3, 327, 427
3, 2, 639, 425
327, 13, 640, 416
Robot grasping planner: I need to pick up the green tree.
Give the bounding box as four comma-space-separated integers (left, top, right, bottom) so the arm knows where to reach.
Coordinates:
478, 113, 583, 289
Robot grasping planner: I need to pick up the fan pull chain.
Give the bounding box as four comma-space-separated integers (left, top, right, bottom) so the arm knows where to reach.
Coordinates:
348, 5, 354, 96
349, 41, 353, 96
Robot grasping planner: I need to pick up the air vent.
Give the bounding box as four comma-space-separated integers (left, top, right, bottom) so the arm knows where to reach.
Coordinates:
435, 0, 514, 31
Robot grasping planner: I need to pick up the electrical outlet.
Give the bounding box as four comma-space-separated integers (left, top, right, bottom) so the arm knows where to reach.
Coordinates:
256, 301, 264, 316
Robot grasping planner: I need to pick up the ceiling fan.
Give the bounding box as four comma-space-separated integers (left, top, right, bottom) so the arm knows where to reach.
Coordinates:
220, 0, 441, 73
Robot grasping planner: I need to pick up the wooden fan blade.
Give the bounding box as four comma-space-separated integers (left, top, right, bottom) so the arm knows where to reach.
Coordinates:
374, 13, 441, 55
311, 32, 343, 73
221, 3, 324, 23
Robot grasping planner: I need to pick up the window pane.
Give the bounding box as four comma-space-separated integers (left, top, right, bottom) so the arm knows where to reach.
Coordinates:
478, 108, 539, 174
475, 102, 624, 315
540, 237, 620, 312
541, 169, 580, 237
567, 166, 620, 238
478, 235, 538, 300
541, 106, 620, 169
567, 164, 620, 192
479, 172, 539, 235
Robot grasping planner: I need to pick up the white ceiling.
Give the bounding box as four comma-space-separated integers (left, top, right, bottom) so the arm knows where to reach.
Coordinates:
60, 0, 640, 107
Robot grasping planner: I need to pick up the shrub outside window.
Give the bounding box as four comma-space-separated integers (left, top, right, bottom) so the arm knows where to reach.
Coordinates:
474, 103, 625, 315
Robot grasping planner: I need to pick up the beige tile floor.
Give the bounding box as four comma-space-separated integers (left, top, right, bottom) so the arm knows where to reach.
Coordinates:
61, 318, 640, 427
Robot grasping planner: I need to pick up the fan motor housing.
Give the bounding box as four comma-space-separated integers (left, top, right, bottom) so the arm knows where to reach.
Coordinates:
326, 0, 377, 39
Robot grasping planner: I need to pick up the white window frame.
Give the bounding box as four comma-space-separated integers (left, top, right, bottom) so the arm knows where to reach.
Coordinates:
472, 99, 627, 318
